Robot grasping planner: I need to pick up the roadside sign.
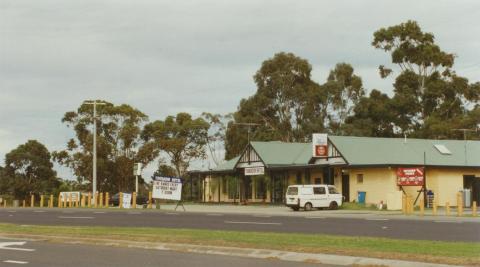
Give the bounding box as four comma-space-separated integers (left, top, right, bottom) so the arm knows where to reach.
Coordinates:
133, 163, 143, 176
312, 133, 328, 157
244, 167, 264, 176
59, 192, 81, 202
152, 176, 182, 201
122, 193, 132, 209
397, 167, 424, 186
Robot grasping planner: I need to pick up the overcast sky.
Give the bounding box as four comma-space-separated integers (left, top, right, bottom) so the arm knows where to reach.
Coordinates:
1, 0, 479, 180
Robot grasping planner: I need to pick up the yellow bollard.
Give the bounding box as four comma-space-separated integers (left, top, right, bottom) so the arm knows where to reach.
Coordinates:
148, 191, 152, 209
68, 193, 72, 208
132, 192, 137, 209
87, 193, 92, 208
432, 199, 437, 215
401, 195, 406, 214
105, 192, 109, 208
457, 192, 463, 216
49, 195, 53, 208
40, 195, 44, 208
81, 195, 85, 208
119, 192, 123, 208
419, 198, 424, 216
94, 192, 98, 208
58, 193, 62, 208
23, 200, 26, 208
473, 201, 477, 217
31, 195, 35, 208
3, 200, 6, 208
99, 193, 104, 208
446, 202, 450, 216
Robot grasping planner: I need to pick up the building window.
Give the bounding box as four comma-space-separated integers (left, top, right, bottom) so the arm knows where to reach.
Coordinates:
296, 171, 302, 184
314, 178, 322, 184
305, 170, 311, 184
356, 174, 364, 184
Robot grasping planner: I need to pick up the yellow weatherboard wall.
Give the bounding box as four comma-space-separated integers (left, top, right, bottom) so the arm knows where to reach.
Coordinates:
348, 168, 398, 207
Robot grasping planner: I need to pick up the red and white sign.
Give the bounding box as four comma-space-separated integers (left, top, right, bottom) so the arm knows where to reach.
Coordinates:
396, 167, 424, 186
313, 133, 328, 157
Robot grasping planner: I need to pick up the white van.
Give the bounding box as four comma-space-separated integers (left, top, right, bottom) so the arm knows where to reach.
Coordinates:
285, 184, 343, 211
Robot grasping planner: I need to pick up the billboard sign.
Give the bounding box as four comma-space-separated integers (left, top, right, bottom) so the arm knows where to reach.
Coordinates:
152, 176, 182, 201
312, 133, 328, 157
244, 167, 265, 176
396, 167, 424, 186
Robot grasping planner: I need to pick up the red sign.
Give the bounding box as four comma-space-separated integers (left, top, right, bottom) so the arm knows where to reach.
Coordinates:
396, 167, 424, 186
315, 145, 328, 157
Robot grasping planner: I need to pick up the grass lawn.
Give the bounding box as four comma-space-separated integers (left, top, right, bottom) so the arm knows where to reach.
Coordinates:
0, 223, 478, 266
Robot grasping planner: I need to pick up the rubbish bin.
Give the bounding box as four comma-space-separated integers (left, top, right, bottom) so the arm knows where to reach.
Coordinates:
357, 191, 366, 204
426, 190, 434, 208
463, 189, 471, 208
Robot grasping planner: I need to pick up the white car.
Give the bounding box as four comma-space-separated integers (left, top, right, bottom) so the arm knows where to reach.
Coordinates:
285, 184, 343, 211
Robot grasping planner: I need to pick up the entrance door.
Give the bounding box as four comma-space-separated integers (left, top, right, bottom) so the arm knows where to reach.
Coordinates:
272, 172, 286, 204
342, 174, 350, 202
463, 175, 480, 206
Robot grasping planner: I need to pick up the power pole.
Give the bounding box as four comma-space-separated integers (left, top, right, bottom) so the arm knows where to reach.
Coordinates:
84, 100, 106, 196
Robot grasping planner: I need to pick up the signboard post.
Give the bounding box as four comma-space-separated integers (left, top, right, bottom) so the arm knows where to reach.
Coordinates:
133, 163, 143, 193
312, 133, 328, 157
152, 176, 184, 211
122, 193, 132, 209
397, 167, 426, 207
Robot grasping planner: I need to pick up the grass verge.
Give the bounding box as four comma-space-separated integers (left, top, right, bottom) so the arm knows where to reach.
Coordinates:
0, 223, 478, 266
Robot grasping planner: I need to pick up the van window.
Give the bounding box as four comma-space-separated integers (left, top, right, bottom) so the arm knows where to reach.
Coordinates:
328, 186, 339, 194
286, 187, 298, 195
313, 187, 326, 195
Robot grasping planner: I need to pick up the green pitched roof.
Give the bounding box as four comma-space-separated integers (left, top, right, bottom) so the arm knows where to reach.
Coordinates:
250, 141, 311, 167
329, 136, 480, 167
210, 136, 480, 173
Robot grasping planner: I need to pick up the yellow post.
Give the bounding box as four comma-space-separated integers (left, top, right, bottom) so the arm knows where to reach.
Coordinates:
49, 195, 53, 208
31, 195, 35, 207
68, 193, 72, 208
81, 195, 85, 208
432, 199, 437, 215
87, 193, 92, 208
419, 198, 424, 216
23, 200, 26, 208
457, 192, 463, 217
446, 202, 450, 216
76, 194, 80, 207
132, 192, 137, 208
401, 194, 406, 214
3, 200, 6, 208
99, 192, 104, 208
148, 191, 152, 209
119, 192, 123, 208
58, 193, 62, 208
94, 192, 98, 208
473, 201, 477, 217
105, 192, 109, 208
40, 195, 44, 208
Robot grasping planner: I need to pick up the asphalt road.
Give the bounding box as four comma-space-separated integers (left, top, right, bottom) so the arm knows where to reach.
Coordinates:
0, 238, 331, 267
0, 209, 479, 242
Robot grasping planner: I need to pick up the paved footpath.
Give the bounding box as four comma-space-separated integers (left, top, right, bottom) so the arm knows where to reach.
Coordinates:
1, 207, 479, 242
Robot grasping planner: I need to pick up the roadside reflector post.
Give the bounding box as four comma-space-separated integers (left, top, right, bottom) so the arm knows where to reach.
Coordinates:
87, 193, 92, 208
30, 195, 35, 208
473, 201, 477, 217
419, 198, 424, 216
40, 195, 44, 208
99, 192, 104, 208
105, 192, 109, 208
132, 192, 137, 208
148, 191, 152, 209
119, 192, 123, 208
446, 202, 450, 216
457, 192, 463, 217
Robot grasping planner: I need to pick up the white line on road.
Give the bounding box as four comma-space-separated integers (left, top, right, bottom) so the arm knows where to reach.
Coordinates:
224, 221, 282, 225
58, 216, 94, 219
93, 211, 106, 214
166, 213, 179, 215
305, 216, 326, 219
0, 242, 35, 252
365, 218, 389, 221
3, 260, 29, 264
7, 211, 16, 213
434, 220, 463, 223
33, 210, 46, 213
128, 212, 142, 215
253, 215, 271, 218
206, 213, 223, 216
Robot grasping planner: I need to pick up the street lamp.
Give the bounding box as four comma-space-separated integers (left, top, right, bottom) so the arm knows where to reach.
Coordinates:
84, 100, 106, 196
